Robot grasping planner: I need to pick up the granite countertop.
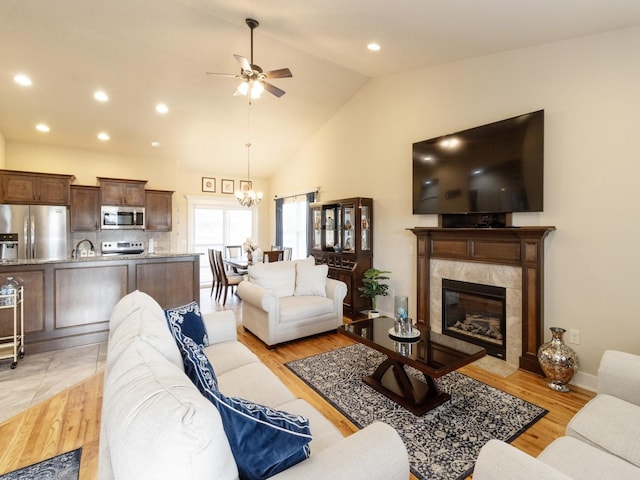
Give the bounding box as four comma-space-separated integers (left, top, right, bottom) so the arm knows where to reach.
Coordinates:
0, 252, 200, 266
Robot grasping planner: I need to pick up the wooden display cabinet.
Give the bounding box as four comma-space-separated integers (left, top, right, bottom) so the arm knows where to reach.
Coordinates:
309, 197, 373, 319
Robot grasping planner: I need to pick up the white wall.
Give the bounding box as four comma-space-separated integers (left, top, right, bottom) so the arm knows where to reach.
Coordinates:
270, 26, 640, 386
0, 131, 5, 168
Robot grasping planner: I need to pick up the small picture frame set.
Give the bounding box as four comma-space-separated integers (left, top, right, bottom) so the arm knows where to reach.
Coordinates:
239, 180, 252, 192
202, 177, 216, 193
221, 179, 234, 194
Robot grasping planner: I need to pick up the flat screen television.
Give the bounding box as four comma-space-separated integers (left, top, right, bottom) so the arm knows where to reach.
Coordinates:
412, 110, 544, 216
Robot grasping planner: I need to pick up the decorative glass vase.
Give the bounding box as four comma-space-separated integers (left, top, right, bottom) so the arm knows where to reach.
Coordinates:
394, 295, 408, 321
247, 251, 253, 264
537, 327, 579, 393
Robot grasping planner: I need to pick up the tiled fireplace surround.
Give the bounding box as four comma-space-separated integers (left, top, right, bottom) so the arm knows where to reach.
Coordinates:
431, 259, 521, 367
411, 227, 555, 375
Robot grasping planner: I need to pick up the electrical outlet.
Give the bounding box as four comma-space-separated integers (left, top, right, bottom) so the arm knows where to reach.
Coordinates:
569, 329, 580, 345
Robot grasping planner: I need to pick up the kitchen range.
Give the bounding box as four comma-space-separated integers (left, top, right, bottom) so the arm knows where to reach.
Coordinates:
101, 241, 145, 255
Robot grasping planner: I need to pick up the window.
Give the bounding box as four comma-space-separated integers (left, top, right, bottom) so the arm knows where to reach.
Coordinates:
187, 196, 256, 286
275, 192, 315, 260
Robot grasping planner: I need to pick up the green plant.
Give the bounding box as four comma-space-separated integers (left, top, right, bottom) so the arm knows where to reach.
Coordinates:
358, 268, 391, 312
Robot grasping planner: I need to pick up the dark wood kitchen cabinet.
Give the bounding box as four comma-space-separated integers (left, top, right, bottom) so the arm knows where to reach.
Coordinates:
98, 177, 147, 206
145, 189, 173, 231
0, 170, 74, 205
70, 185, 100, 231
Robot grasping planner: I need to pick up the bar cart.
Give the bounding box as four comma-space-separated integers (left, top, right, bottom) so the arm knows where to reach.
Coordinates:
0, 280, 24, 369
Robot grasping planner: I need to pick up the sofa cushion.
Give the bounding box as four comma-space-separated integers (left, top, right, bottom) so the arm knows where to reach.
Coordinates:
567, 394, 640, 467
107, 306, 183, 370
109, 290, 166, 336
538, 436, 640, 479
203, 341, 260, 375
180, 339, 312, 480
103, 336, 238, 480
165, 301, 209, 347
217, 362, 298, 407
248, 261, 296, 297
275, 399, 344, 454
279, 296, 335, 324
294, 263, 328, 297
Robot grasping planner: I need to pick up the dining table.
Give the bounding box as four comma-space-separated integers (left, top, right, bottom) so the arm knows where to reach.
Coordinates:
223, 256, 262, 274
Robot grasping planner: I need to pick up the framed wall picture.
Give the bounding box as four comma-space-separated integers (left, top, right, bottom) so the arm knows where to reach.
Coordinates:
239, 180, 252, 192
202, 177, 216, 193
221, 179, 234, 194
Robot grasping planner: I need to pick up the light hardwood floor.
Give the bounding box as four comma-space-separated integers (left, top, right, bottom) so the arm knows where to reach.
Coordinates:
0, 292, 595, 479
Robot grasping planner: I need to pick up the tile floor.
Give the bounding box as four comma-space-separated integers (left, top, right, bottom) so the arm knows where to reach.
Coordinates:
0, 287, 235, 425
0, 342, 108, 424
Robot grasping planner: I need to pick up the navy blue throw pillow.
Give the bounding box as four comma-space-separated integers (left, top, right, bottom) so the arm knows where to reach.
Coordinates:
179, 339, 311, 480
165, 301, 209, 347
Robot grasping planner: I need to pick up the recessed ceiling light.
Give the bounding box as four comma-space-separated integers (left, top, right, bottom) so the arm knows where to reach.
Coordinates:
97, 132, 110, 141
35, 123, 50, 132
155, 103, 169, 114
14, 74, 32, 86
150, 141, 161, 148
94, 90, 109, 102
367, 43, 381, 52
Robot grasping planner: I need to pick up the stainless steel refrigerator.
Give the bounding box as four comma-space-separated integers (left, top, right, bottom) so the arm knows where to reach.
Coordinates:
0, 205, 69, 260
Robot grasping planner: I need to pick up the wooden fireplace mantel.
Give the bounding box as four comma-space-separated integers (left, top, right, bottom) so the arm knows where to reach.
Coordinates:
409, 227, 555, 375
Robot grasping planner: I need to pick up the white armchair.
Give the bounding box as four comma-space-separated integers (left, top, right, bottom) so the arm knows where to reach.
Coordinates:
237, 256, 347, 348
473, 350, 640, 480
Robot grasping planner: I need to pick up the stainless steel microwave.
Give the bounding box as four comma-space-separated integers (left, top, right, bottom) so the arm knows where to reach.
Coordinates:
101, 206, 145, 230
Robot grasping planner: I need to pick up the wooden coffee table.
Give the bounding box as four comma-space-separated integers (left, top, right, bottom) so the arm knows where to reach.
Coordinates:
339, 316, 485, 416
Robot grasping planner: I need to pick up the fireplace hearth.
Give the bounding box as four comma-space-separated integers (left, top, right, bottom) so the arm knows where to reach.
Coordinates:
442, 279, 506, 359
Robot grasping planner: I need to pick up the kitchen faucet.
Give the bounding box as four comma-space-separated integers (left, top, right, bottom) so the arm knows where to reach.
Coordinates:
72, 239, 95, 259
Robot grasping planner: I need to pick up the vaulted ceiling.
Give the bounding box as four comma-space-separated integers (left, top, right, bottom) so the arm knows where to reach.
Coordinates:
2, 0, 640, 178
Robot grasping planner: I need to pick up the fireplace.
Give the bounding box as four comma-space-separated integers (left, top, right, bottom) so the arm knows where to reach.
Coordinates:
442, 279, 506, 359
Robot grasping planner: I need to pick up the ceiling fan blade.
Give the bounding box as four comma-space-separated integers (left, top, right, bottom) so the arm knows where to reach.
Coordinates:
206, 72, 239, 78
234, 54, 252, 73
263, 81, 286, 98
264, 68, 292, 79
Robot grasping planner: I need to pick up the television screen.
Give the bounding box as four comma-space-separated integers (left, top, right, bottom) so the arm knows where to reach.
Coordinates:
412, 110, 544, 215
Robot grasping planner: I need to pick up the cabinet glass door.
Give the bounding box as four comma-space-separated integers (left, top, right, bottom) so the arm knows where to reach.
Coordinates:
312, 207, 322, 250
342, 205, 354, 252
361, 205, 371, 251
324, 206, 337, 250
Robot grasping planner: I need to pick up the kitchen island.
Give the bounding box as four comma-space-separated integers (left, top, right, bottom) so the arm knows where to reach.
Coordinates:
0, 253, 200, 353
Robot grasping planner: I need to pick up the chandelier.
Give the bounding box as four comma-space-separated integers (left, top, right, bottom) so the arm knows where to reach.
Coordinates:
235, 141, 263, 207
235, 100, 262, 208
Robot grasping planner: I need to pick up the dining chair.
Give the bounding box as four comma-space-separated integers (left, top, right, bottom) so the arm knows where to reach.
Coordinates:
225, 245, 243, 258
207, 248, 220, 298
263, 250, 284, 263
214, 249, 243, 304
282, 247, 292, 261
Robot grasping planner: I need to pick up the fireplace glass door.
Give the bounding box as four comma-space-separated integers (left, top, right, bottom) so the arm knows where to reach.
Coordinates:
442, 279, 506, 359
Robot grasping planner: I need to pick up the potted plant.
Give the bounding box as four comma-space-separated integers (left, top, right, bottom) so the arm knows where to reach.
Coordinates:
358, 268, 391, 318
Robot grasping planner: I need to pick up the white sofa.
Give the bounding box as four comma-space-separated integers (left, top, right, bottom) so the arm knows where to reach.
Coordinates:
473, 350, 640, 479
238, 257, 347, 348
99, 290, 409, 480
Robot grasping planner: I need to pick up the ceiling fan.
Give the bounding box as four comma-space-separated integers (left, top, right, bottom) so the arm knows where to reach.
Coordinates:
207, 18, 293, 99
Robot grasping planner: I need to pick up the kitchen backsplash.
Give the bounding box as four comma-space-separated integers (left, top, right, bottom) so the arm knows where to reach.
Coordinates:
70, 231, 171, 256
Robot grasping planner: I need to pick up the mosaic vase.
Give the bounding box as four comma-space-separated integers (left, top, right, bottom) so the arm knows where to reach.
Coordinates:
537, 327, 579, 393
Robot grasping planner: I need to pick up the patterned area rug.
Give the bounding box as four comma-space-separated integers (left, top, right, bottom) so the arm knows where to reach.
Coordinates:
286, 344, 546, 480
0, 448, 81, 480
